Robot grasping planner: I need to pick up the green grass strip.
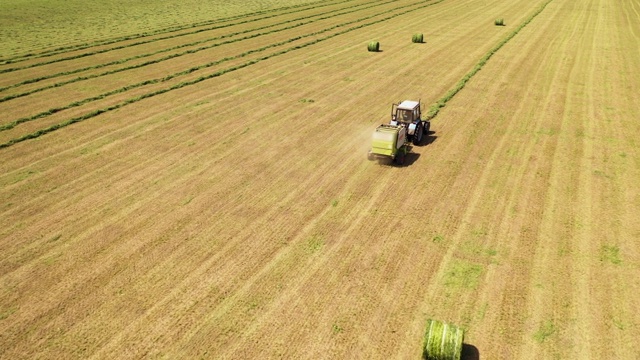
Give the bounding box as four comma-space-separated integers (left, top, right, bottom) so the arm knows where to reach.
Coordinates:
0, 0, 392, 98
424, 0, 553, 121
0, 0, 356, 72
0, 0, 344, 64
0, 0, 439, 132
0, 0, 447, 149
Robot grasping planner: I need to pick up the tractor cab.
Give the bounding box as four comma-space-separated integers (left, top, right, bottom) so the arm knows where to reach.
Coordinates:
392, 100, 421, 125
390, 100, 430, 145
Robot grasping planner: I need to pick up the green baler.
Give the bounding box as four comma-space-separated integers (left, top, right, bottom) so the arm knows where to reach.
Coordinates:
368, 123, 408, 164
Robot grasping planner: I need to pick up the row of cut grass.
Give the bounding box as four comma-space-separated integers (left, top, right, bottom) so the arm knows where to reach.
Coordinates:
0, 0, 448, 148
0, 0, 345, 65
0, 0, 382, 74
0, 0, 397, 98
0, 0, 364, 74
424, 0, 553, 121
0, 0, 442, 132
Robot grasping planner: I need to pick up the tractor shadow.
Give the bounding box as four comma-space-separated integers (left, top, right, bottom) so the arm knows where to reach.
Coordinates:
397, 132, 438, 167
416, 131, 438, 147
461, 343, 480, 360
401, 152, 420, 166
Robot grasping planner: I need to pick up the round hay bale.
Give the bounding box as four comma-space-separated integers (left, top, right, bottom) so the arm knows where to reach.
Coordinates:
422, 319, 464, 360
412, 33, 424, 43
367, 41, 380, 52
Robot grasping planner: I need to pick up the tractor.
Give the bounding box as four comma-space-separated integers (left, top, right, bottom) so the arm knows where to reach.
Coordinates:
368, 100, 430, 165
391, 100, 430, 144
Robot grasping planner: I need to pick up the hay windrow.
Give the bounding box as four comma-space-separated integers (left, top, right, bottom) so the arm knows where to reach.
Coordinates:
425, 0, 553, 121
0, 0, 343, 66
0, 0, 402, 94
1, 0, 448, 148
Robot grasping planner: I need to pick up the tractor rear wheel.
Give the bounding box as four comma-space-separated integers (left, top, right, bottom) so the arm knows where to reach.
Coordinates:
413, 122, 424, 145
424, 121, 431, 134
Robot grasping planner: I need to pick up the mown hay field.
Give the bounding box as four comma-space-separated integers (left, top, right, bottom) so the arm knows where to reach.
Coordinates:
1, 0, 639, 358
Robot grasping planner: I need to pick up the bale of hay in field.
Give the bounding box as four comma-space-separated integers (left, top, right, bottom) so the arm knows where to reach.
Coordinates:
412, 33, 424, 43
494, 18, 505, 26
367, 41, 380, 52
422, 319, 464, 360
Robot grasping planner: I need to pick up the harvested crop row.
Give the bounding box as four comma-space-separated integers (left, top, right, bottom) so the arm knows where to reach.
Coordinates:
0, 0, 351, 66
0, 0, 447, 144
0, 0, 387, 91
0, 0, 419, 129
0, 1, 381, 76
0, 0, 400, 99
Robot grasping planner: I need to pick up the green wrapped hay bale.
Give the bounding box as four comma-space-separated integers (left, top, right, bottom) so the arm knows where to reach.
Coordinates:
422, 319, 464, 360
494, 18, 505, 26
367, 41, 380, 52
412, 33, 424, 43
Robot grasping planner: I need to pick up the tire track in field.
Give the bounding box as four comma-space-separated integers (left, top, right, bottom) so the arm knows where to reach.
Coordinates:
0, 0, 447, 149
0, 0, 395, 101
574, 1, 640, 356
622, 0, 640, 42
485, 3, 593, 357
521, 2, 596, 357
0, 98, 332, 358
612, 0, 640, 351
0, 0, 352, 69
570, 1, 608, 356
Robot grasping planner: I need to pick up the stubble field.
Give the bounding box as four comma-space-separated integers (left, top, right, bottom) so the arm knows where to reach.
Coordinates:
1, 0, 639, 358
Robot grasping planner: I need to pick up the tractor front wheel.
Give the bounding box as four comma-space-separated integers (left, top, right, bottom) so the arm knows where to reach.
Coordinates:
424, 121, 431, 134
